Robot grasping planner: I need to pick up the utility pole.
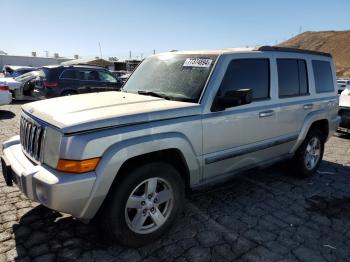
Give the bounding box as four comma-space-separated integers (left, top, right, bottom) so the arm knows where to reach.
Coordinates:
129, 50, 132, 60
153, 49, 155, 55
141, 53, 143, 59
299, 26, 302, 34
44, 51, 49, 58
98, 42, 103, 59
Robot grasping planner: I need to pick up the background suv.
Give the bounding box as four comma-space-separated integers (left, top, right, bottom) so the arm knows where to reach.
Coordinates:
35, 65, 121, 98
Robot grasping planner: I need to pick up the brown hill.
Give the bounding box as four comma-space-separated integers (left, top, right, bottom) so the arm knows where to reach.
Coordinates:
278, 30, 350, 77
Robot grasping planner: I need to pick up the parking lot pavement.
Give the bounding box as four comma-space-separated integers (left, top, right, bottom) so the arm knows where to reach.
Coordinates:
0, 103, 349, 262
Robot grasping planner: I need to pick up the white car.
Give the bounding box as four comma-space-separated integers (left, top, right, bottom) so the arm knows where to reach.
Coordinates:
0, 71, 42, 100
2, 65, 37, 78
0, 84, 12, 106
339, 86, 350, 128
337, 79, 350, 94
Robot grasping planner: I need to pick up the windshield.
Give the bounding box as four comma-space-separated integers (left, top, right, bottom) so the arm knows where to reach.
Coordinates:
14, 70, 42, 82
123, 54, 217, 102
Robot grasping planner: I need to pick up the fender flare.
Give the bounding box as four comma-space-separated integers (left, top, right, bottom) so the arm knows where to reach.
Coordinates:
78, 132, 200, 219
290, 109, 329, 153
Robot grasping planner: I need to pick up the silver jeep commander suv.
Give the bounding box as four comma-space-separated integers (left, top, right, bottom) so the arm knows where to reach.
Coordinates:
1, 46, 340, 247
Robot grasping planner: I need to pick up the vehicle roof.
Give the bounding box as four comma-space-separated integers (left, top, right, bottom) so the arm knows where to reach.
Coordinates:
157, 45, 332, 58
42, 64, 107, 70
4, 65, 36, 70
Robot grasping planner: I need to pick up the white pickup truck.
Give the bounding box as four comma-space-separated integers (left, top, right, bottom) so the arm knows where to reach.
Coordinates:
1, 46, 340, 246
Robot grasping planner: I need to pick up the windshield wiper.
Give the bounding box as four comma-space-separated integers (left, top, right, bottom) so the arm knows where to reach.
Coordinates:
137, 90, 171, 100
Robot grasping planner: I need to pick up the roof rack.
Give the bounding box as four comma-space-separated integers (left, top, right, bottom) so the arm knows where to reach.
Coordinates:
255, 46, 332, 57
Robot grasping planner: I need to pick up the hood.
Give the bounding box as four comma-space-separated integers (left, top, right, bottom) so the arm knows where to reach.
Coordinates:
22, 91, 201, 134
0, 77, 21, 90
340, 88, 350, 108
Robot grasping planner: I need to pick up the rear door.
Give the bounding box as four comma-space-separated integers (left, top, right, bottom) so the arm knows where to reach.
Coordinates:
59, 69, 80, 93
273, 56, 311, 138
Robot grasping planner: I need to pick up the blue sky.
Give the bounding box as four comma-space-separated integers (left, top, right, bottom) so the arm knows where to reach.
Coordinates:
1, 0, 349, 60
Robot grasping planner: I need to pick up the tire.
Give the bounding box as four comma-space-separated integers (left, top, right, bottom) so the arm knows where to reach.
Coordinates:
61, 90, 77, 96
100, 162, 185, 247
291, 129, 325, 177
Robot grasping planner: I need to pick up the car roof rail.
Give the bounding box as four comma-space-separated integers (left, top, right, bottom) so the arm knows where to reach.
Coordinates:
255, 45, 332, 57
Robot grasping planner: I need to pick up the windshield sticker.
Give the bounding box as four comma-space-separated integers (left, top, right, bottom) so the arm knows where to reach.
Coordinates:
183, 58, 213, 68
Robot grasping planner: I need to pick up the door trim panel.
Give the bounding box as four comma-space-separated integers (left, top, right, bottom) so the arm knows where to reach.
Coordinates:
205, 133, 298, 164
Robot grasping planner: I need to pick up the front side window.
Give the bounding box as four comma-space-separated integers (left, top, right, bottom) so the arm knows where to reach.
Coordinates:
79, 70, 99, 81
98, 71, 117, 83
123, 54, 218, 102
219, 59, 270, 100
312, 60, 334, 93
277, 59, 308, 97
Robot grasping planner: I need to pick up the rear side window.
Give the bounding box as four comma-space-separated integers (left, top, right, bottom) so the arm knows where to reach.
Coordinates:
60, 70, 77, 79
277, 59, 308, 97
220, 59, 270, 100
312, 60, 334, 93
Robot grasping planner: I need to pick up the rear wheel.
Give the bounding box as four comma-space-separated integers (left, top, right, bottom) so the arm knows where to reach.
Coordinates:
292, 129, 324, 177
100, 162, 185, 247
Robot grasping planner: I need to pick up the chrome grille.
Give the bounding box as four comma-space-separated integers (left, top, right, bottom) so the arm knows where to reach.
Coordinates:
20, 116, 46, 162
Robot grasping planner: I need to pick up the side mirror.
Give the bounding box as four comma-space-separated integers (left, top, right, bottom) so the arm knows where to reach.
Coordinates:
212, 88, 252, 111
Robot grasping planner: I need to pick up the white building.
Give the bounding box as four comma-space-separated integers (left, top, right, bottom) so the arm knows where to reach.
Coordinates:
0, 54, 71, 69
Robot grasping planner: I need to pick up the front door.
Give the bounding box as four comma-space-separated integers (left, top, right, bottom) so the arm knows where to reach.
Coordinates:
202, 58, 293, 181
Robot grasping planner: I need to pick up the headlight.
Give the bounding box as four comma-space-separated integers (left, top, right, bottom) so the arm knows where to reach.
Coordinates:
42, 127, 62, 168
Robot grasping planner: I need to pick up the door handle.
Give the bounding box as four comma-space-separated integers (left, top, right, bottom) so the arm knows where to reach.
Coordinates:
303, 104, 314, 110
259, 110, 274, 118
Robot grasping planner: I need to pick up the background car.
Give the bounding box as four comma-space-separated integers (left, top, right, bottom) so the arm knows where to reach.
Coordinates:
119, 73, 131, 85
0, 84, 12, 106
2, 65, 37, 78
339, 86, 350, 129
337, 79, 350, 94
0, 70, 43, 100
34, 65, 121, 98
111, 70, 130, 85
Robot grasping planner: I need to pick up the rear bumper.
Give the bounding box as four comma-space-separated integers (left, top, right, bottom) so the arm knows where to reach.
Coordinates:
33, 87, 59, 98
0, 91, 12, 105
1, 136, 96, 219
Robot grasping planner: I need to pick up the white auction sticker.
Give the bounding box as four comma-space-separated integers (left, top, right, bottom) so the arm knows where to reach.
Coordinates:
183, 58, 213, 68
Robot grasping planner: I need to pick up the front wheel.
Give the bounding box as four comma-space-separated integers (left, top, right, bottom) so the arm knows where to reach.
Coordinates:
292, 129, 325, 177
100, 162, 185, 247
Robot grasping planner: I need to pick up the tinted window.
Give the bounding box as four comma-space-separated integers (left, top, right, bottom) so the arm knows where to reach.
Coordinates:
60, 70, 77, 79
312, 60, 334, 93
277, 59, 308, 97
98, 71, 117, 83
219, 59, 270, 100
78, 70, 99, 81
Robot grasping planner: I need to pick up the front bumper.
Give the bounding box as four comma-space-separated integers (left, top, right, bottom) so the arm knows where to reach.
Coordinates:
1, 136, 96, 218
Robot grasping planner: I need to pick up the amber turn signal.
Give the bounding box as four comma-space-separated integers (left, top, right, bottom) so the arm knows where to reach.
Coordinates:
57, 158, 100, 173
